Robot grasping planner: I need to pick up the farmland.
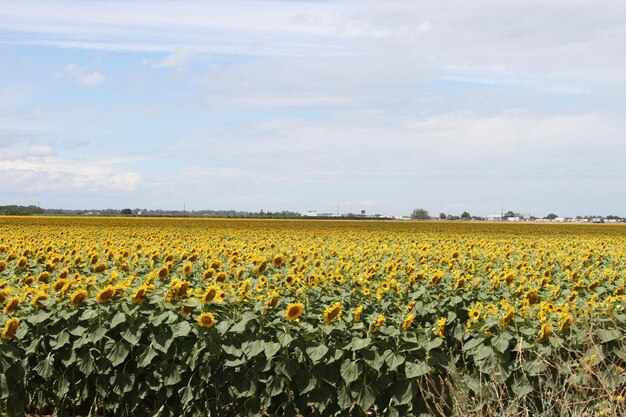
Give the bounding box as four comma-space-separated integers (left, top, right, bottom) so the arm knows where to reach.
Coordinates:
0, 217, 625, 416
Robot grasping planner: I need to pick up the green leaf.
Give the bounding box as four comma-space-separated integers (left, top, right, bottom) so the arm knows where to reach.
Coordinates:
109, 311, 126, 327
108, 341, 131, 367
349, 337, 372, 351
78, 350, 94, 375
266, 376, 285, 397
492, 333, 512, 354
163, 365, 181, 386
138, 346, 159, 368
172, 321, 192, 338
306, 344, 329, 362
340, 360, 361, 385
54, 331, 70, 350
230, 311, 256, 333
113, 372, 135, 395
180, 385, 194, 405
405, 361, 430, 378
384, 351, 405, 370
394, 380, 417, 405
242, 340, 265, 359
511, 378, 533, 398
264, 342, 281, 360
121, 327, 141, 346
598, 328, 620, 343
80, 309, 98, 320
351, 382, 376, 412
35, 356, 55, 379
462, 337, 484, 351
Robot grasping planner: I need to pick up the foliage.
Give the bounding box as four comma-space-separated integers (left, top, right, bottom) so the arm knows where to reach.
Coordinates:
410, 209, 430, 220
0, 217, 625, 417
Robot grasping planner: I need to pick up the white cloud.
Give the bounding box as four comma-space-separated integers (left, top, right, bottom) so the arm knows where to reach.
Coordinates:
64, 64, 105, 86
153, 50, 194, 69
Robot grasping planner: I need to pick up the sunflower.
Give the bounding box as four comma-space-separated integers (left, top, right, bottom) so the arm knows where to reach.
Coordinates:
202, 286, 219, 304
70, 289, 88, 307
558, 314, 573, 332
96, 286, 115, 303
538, 322, 553, 342
323, 302, 342, 324
265, 291, 280, 310
0, 260, 6, 272
32, 292, 48, 308
285, 302, 304, 321
37, 271, 51, 284
132, 286, 148, 304
215, 271, 227, 283
371, 314, 385, 332
353, 305, 364, 322
468, 306, 481, 322
1, 317, 19, 340
183, 262, 193, 275
3, 296, 20, 314
52, 279, 68, 292
17, 256, 28, 269
198, 312, 216, 328
157, 266, 169, 279
202, 269, 215, 280
434, 317, 447, 339
523, 288, 539, 306
402, 314, 415, 331
273, 254, 285, 268
500, 307, 515, 328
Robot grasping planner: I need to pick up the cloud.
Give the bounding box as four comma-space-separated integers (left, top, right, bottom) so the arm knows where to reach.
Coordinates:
64, 64, 105, 86
153, 50, 194, 69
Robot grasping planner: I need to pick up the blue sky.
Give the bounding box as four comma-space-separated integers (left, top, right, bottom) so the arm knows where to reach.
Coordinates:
1, 0, 626, 216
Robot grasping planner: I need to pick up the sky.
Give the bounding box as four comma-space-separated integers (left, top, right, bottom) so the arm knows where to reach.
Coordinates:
1, 0, 626, 217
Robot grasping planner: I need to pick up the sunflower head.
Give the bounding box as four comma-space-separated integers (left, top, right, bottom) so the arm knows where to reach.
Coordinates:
1, 317, 19, 340
353, 305, 364, 322
371, 314, 385, 332
32, 292, 48, 308
435, 317, 447, 339
285, 302, 304, 321
198, 312, 216, 328
132, 286, 148, 304
202, 286, 219, 304
70, 289, 88, 307
3, 296, 20, 314
96, 286, 115, 303
402, 314, 415, 331
323, 302, 342, 324
538, 322, 553, 342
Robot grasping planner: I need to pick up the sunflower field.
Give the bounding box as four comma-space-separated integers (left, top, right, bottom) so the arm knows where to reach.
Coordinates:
0, 217, 625, 417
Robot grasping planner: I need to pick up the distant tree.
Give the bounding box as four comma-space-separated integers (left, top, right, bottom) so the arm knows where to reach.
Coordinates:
121, 208, 132, 215
461, 211, 471, 220
411, 208, 430, 220
545, 213, 558, 220
439, 213, 446, 220
504, 210, 515, 218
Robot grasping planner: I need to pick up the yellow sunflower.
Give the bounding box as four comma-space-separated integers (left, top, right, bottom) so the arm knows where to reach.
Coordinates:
96, 286, 115, 303
539, 322, 553, 342
70, 289, 88, 307
402, 314, 415, 331
1, 317, 19, 340
132, 286, 148, 304
323, 302, 342, 324
371, 314, 385, 333
285, 302, 304, 321
3, 296, 20, 314
198, 312, 216, 328
434, 317, 447, 339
